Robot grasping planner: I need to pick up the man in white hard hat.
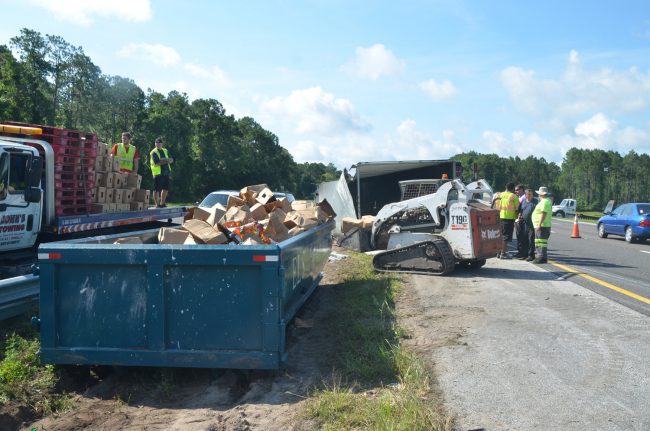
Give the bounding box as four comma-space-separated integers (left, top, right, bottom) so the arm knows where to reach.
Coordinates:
531, 186, 552, 263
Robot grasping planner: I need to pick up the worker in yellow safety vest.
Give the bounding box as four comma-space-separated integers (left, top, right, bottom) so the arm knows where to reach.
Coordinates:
149, 137, 173, 208
492, 182, 520, 259
531, 186, 553, 263
111, 132, 140, 173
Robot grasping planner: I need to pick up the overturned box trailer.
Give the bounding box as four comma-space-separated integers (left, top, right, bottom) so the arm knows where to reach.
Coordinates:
349, 160, 460, 217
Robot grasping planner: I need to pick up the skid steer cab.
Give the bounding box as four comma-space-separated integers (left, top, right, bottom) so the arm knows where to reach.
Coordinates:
371, 179, 502, 276
0, 143, 43, 252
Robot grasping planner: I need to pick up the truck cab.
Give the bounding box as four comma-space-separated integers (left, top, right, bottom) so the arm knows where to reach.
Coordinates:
552, 198, 576, 218
0, 141, 43, 252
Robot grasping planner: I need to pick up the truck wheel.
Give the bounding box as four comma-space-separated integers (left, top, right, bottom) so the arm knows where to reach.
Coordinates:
556, 211, 564, 218
598, 223, 608, 238
625, 226, 635, 243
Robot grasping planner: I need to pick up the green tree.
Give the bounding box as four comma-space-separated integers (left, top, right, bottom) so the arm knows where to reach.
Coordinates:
10, 28, 53, 123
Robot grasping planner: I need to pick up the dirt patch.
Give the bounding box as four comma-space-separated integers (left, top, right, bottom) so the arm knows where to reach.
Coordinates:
21, 250, 355, 431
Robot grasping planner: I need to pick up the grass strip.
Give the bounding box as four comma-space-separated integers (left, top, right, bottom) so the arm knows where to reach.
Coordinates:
0, 316, 74, 417
301, 253, 451, 431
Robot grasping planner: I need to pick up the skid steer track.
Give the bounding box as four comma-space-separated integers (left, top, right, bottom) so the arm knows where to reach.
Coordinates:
372, 236, 456, 276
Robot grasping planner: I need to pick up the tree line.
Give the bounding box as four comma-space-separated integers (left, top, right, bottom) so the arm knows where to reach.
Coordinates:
0, 28, 338, 201
453, 149, 650, 211
2, 29, 649, 209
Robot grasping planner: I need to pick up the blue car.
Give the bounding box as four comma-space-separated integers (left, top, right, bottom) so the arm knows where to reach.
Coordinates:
597, 203, 650, 243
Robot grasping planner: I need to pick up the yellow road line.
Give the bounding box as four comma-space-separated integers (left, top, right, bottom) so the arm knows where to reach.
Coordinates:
548, 260, 650, 305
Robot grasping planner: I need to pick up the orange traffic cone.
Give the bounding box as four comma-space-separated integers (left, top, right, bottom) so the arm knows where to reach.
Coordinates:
571, 214, 581, 238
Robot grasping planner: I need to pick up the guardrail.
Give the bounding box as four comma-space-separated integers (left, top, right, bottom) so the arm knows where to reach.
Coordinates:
577, 213, 600, 221
0, 274, 39, 321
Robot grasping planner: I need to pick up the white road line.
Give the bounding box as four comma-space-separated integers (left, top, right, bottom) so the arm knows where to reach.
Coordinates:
641, 250, 650, 254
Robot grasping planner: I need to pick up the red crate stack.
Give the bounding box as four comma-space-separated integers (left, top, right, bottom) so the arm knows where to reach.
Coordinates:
2, 122, 98, 216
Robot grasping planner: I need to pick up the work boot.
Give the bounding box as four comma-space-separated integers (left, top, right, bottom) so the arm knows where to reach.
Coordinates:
500, 253, 512, 260
533, 258, 547, 264
526, 256, 535, 262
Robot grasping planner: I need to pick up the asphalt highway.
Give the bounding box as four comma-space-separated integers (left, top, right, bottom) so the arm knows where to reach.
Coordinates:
526, 217, 650, 316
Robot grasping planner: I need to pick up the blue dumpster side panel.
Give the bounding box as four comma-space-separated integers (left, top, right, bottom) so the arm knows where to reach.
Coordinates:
38, 221, 334, 369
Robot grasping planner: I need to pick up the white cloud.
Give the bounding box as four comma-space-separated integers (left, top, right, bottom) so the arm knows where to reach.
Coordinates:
390, 119, 464, 160
28, 0, 151, 26
501, 50, 650, 133
419, 79, 458, 100
574, 112, 615, 139
262, 87, 370, 136
117, 43, 180, 66
184, 63, 229, 86
480, 113, 650, 164
341, 44, 405, 81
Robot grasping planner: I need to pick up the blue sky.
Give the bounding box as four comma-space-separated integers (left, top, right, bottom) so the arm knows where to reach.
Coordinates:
1, 0, 650, 168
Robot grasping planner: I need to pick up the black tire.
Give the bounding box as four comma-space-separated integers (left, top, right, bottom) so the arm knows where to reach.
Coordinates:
598, 223, 608, 238
557, 211, 565, 218
625, 226, 636, 243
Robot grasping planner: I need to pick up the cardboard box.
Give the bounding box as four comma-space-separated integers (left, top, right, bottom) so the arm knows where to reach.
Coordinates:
94, 172, 104, 187
106, 188, 114, 204
90, 188, 96, 202
361, 215, 375, 229
221, 205, 253, 224
91, 203, 109, 213
183, 219, 228, 244
112, 157, 121, 172
250, 203, 267, 221
192, 207, 211, 222
95, 187, 106, 203
291, 200, 315, 210
134, 189, 150, 203
158, 227, 189, 245
277, 197, 293, 213
342, 217, 363, 233
114, 189, 124, 204
96, 142, 108, 156
314, 206, 330, 223
266, 208, 289, 242
114, 173, 124, 188
114, 236, 143, 245
108, 203, 117, 213
124, 188, 134, 203
118, 203, 130, 212
184, 235, 198, 245
206, 204, 227, 226
227, 195, 246, 209
94, 156, 104, 171
284, 211, 303, 229
317, 199, 337, 219
255, 187, 275, 205
130, 202, 144, 211
127, 173, 142, 189
103, 157, 112, 172
97, 172, 114, 189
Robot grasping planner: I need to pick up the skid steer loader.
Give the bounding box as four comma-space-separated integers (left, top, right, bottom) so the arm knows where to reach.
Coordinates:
371, 179, 502, 275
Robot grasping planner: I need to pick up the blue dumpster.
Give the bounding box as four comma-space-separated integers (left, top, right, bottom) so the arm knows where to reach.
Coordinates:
37, 221, 334, 369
